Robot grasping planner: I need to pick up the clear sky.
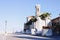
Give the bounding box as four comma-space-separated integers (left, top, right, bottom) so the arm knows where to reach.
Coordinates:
0, 0, 60, 33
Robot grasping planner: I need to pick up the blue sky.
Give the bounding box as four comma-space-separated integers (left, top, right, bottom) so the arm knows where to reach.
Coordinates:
0, 0, 60, 33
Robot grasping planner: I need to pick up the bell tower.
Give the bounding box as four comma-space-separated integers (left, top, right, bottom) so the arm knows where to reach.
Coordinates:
35, 4, 40, 16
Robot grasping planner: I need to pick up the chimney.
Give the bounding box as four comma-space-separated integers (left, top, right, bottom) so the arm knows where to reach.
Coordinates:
35, 4, 40, 16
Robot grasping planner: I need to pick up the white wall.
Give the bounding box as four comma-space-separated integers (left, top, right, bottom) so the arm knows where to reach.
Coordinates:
34, 17, 52, 34
35, 17, 45, 34
46, 17, 52, 26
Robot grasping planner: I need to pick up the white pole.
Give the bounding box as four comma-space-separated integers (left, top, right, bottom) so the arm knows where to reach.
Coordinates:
5, 20, 7, 34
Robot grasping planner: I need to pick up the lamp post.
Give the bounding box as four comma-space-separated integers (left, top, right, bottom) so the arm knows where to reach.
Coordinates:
5, 20, 7, 34
59, 14, 60, 24
59, 14, 60, 17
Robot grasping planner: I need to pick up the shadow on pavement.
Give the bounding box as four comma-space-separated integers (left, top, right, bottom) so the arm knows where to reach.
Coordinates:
13, 33, 60, 40
13, 36, 53, 40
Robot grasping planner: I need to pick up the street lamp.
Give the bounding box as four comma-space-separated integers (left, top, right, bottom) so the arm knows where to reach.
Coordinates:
5, 20, 7, 34
59, 14, 60, 24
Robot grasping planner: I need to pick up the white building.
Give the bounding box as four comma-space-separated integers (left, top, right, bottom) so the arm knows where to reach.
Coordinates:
24, 4, 52, 36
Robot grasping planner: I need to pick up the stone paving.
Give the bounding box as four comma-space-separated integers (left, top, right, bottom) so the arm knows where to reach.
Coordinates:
0, 33, 30, 40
